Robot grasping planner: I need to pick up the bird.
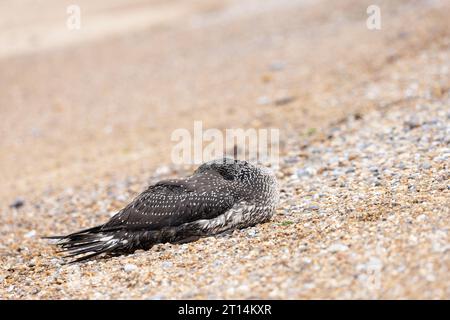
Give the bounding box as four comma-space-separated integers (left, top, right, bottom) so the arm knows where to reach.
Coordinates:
45, 158, 279, 263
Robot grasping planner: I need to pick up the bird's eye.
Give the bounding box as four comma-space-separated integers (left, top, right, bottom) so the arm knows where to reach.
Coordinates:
217, 169, 236, 181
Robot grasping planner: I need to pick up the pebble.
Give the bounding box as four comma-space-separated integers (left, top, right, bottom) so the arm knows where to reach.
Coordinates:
433, 153, 449, 162
24, 230, 36, 238
123, 264, 138, 273
328, 243, 349, 253
421, 162, 432, 170
274, 96, 296, 106
366, 257, 383, 272
296, 167, 316, 178
154, 165, 170, 176
10, 198, 25, 209
257, 96, 271, 105
246, 229, 257, 237
345, 167, 355, 173
269, 61, 285, 71
161, 261, 173, 269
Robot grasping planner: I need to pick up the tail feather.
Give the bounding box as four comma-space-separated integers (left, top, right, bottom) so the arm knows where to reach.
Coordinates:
60, 239, 103, 249
42, 225, 103, 240
68, 245, 121, 264
43, 225, 125, 263
64, 246, 110, 260
63, 242, 107, 257
45, 221, 206, 263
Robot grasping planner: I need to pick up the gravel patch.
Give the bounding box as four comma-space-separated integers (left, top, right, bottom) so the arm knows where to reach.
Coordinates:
1, 98, 448, 299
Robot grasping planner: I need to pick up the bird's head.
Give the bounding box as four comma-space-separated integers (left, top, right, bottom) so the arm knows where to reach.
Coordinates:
194, 157, 243, 180
195, 157, 274, 184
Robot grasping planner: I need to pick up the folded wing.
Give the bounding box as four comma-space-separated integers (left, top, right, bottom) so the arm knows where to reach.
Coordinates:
102, 175, 235, 231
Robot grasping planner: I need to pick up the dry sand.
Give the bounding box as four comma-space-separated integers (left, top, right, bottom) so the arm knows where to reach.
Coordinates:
0, 0, 449, 299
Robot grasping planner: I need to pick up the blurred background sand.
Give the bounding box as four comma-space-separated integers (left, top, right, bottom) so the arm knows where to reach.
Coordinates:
1, 0, 446, 203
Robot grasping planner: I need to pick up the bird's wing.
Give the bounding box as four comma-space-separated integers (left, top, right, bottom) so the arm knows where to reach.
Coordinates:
102, 177, 235, 231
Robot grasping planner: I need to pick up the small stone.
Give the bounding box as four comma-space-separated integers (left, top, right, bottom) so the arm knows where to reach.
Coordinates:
50, 258, 62, 266
10, 198, 25, 209
312, 193, 324, 200
396, 162, 406, 169
296, 168, 308, 177
226, 287, 235, 295
123, 264, 138, 272
433, 153, 449, 162
303, 282, 315, 290
366, 257, 383, 271
328, 156, 340, 165
328, 243, 349, 253
237, 284, 250, 292
257, 96, 271, 105
369, 166, 379, 174
404, 119, 421, 130
116, 194, 127, 202
416, 214, 427, 222
345, 167, 355, 173
296, 167, 316, 178
373, 179, 382, 187
213, 260, 223, 267
332, 169, 343, 176
24, 230, 36, 238
274, 96, 296, 106
269, 61, 285, 71
420, 162, 432, 170
302, 257, 312, 264
154, 165, 170, 176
